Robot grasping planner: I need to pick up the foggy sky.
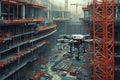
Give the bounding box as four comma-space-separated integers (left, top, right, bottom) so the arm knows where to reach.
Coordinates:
50, 0, 91, 17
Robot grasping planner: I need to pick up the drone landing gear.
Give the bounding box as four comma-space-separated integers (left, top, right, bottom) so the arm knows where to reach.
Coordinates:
75, 47, 81, 61
75, 56, 81, 61
67, 43, 74, 58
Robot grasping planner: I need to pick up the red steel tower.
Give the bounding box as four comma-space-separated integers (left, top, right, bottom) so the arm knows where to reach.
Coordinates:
93, 0, 114, 80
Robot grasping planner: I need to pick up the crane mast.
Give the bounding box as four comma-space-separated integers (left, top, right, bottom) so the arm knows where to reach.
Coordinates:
93, 0, 114, 80
65, 0, 68, 11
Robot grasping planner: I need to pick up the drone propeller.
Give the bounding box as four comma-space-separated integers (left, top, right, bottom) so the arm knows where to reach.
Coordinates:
57, 39, 78, 43
59, 34, 71, 39
83, 39, 94, 43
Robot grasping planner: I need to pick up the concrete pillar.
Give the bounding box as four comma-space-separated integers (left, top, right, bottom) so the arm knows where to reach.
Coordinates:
115, 6, 118, 20
84, 11, 86, 20
47, 9, 50, 19
0, 1, 1, 17
30, 7, 34, 19
37, 9, 39, 19
17, 5, 19, 19
48, 1, 52, 20
118, 32, 120, 41
32, 41, 34, 55
21, 5, 25, 19
35, 8, 37, 19
62, 11, 65, 18
18, 46, 20, 53
86, 11, 88, 20
8, 4, 10, 20
17, 47, 20, 64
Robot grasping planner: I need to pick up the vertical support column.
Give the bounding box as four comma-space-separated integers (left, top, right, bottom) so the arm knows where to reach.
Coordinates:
21, 5, 25, 19
49, 0, 52, 20
62, 11, 64, 19
47, 9, 50, 19
17, 46, 20, 80
8, 4, 10, 20
37, 9, 39, 19
84, 11, 86, 20
76, 5, 78, 15
0, 1, 1, 17
34, 8, 36, 19
30, 7, 33, 19
32, 8, 34, 19
32, 41, 33, 55
86, 11, 88, 21
17, 5, 18, 19
26, 5, 28, 19
115, 6, 118, 20
118, 32, 120, 41
0, 1, 3, 22
65, 0, 68, 11
0, 1, 2, 60
48, 3, 50, 19
30, 7, 32, 18
17, 46, 20, 63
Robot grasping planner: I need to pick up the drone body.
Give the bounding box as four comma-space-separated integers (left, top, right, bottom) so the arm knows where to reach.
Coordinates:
57, 33, 91, 44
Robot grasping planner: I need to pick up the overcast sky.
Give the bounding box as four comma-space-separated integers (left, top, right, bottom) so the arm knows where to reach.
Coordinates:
50, 0, 92, 17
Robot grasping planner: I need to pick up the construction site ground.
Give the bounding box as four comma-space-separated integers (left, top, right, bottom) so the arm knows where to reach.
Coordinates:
24, 22, 91, 80
34, 42, 90, 80
26, 22, 90, 80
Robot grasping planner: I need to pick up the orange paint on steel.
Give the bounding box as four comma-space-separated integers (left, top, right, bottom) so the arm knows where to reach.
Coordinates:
1, 0, 22, 5
38, 24, 57, 32
28, 3, 46, 9
33, 71, 46, 80
82, 5, 90, 11
0, 19, 44, 24
93, 0, 114, 80
0, 33, 11, 42
0, 34, 5, 42
0, 62, 5, 68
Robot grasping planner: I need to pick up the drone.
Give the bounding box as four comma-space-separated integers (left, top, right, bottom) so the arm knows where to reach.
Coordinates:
57, 33, 93, 61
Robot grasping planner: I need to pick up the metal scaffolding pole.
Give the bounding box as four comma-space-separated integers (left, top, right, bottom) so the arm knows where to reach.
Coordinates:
0, 1, 1, 17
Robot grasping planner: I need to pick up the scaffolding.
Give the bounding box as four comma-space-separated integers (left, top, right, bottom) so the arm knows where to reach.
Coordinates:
93, 0, 114, 80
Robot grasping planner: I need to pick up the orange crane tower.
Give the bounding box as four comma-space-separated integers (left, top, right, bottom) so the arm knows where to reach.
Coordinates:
93, 0, 114, 80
